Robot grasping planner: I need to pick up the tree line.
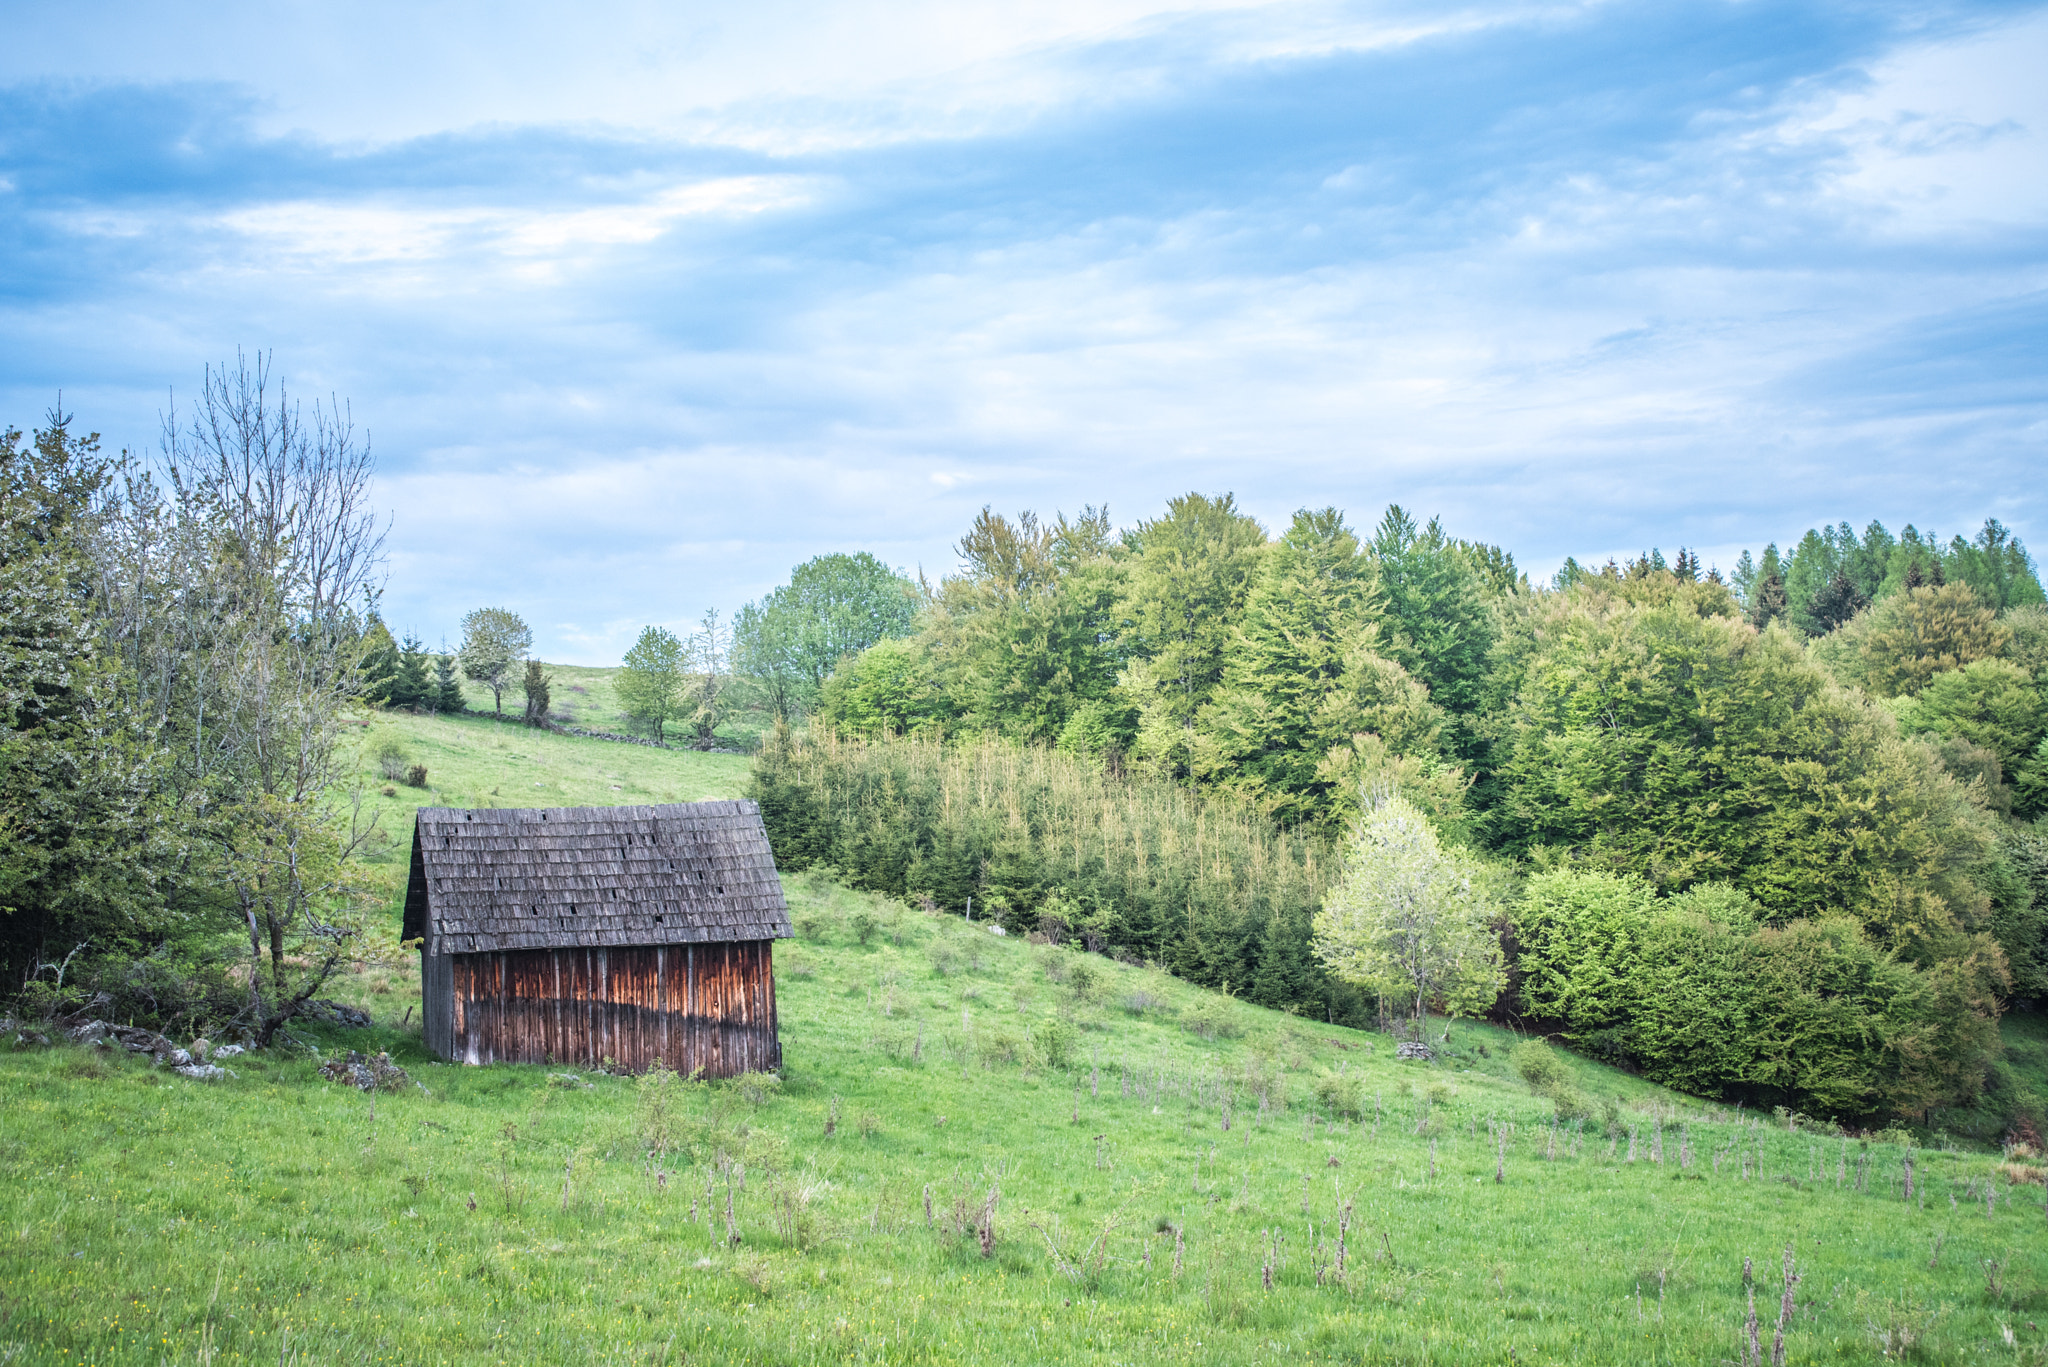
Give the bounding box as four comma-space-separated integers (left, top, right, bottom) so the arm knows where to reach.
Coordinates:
744, 495, 2048, 1129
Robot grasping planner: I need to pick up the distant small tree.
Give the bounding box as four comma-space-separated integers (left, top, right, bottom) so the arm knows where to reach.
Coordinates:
359, 616, 400, 706
459, 607, 531, 715
617, 625, 687, 743
731, 552, 921, 720
1808, 570, 1869, 634
389, 632, 432, 710
432, 651, 465, 713
685, 610, 731, 743
1312, 791, 1502, 1038
521, 659, 552, 728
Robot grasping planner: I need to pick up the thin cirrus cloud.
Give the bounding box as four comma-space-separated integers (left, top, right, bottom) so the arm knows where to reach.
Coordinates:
0, 0, 2044, 661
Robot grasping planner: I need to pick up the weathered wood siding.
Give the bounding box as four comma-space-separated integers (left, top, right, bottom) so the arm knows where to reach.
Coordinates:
434, 940, 779, 1075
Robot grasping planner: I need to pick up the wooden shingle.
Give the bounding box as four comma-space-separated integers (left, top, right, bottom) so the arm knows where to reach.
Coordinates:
402, 800, 794, 955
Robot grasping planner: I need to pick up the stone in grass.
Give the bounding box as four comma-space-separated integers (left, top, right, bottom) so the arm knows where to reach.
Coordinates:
319, 1050, 419, 1093
1395, 1041, 1435, 1061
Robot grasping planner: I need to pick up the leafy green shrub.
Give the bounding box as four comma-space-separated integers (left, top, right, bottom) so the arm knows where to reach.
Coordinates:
1313, 1070, 1363, 1119
849, 911, 878, 946
1510, 1039, 1565, 1091
1513, 865, 2005, 1120
1181, 1006, 1242, 1042
1038, 1019, 1077, 1070
795, 911, 834, 942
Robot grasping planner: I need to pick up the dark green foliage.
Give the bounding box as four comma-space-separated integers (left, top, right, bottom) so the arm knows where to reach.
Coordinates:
358, 618, 400, 706
1493, 591, 1996, 959
1366, 505, 1502, 746
0, 418, 170, 988
521, 660, 552, 728
1991, 823, 2048, 997
745, 727, 1362, 1021
386, 633, 432, 710
1513, 867, 2004, 1119
431, 654, 465, 713
1195, 508, 1443, 828
1806, 570, 1868, 634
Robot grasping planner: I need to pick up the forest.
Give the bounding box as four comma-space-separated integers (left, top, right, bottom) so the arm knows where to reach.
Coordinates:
740, 496, 2048, 1131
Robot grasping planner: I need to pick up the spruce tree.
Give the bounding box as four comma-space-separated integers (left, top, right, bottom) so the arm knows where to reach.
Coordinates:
432, 653, 465, 713
521, 659, 552, 727
1808, 570, 1869, 634
1366, 505, 1500, 760
389, 633, 431, 709
359, 617, 400, 706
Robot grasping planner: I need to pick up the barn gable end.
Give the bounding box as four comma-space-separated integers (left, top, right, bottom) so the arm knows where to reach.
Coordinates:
407, 799, 792, 1073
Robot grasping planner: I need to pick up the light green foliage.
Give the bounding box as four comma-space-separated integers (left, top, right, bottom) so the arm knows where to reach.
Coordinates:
816, 636, 956, 735
1507, 1038, 1592, 1117
1902, 657, 2045, 794
1509, 1038, 1564, 1090
732, 552, 921, 721
1054, 697, 1137, 762
748, 728, 1351, 1019
1495, 592, 1996, 957
1513, 866, 2007, 1117
1196, 508, 1442, 826
2001, 603, 2048, 677
459, 606, 533, 715
616, 624, 688, 743
1514, 868, 1660, 1030
1314, 732, 1471, 843
1313, 794, 1502, 1031
1814, 582, 2011, 698
1118, 493, 1268, 779
924, 507, 1126, 742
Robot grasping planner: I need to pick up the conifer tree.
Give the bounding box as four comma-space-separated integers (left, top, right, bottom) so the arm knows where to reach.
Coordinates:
1366, 506, 1500, 741
521, 659, 552, 727
358, 617, 400, 707
1808, 570, 1869, 634
1748, 545, 1788, 630
432, 653, 465, 713
389, 633, 431, 710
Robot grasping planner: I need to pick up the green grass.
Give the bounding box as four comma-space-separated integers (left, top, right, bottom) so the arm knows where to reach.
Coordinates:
444, 661, 763, 747
5, 866, 2047, 1365
348, 707, 749, 878
6, 725, 2047, 1364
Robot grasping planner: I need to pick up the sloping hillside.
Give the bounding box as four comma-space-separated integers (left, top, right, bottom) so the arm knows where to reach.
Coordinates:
4, 851, 2046, 1364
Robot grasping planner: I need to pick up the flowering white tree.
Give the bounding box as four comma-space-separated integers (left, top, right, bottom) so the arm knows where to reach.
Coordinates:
1313, 791, 1502, 1038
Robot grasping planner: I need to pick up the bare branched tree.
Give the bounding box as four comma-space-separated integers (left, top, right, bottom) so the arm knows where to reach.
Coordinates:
94, 351, 389, 1044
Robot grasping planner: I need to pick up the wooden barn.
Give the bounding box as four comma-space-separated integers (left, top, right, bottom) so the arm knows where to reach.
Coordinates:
402, 800, 793, 1075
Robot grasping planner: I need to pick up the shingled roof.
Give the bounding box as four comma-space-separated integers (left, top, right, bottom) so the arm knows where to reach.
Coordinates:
402, 800, 793, 955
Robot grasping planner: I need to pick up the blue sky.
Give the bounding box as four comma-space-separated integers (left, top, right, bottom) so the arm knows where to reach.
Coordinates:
3, 0, 2044, 662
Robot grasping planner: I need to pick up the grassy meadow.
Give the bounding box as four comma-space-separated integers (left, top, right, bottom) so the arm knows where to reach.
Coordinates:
3, 722, 2047, 1365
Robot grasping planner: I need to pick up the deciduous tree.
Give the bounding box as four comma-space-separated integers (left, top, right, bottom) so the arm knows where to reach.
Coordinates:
1313, 792, 1502, 1037
459, 607, 531, 715
618, 625, 687, 743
